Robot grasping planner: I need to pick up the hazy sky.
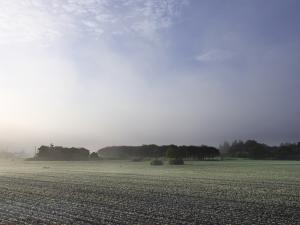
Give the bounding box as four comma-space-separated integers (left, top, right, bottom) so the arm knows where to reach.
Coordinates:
0, 0, 300, 152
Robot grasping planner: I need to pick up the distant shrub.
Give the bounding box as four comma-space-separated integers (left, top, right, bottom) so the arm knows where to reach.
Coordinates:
131, 158, 144, 162
89, 152, 101, 161
150, 159, 163, 166
169, 158, 184, 165
25, 157, 36, 161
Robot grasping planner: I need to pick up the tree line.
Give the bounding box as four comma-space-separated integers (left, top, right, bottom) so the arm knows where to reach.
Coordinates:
220, 140, 300, 160
33, 140, 300, 161
97, 144, 220, 160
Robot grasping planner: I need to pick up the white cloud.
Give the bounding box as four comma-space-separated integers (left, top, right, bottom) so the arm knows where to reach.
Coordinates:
195, 49, 233, 62
0, 0, 188, 46
0, 1, 61, 45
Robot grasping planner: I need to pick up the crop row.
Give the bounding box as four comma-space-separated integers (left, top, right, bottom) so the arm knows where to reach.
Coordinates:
0, 170, 299, 225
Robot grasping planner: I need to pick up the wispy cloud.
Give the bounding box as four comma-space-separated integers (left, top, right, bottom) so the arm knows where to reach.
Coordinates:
195, 49, 233, 63
0, 1, 60, 45
0, 0, 188, 45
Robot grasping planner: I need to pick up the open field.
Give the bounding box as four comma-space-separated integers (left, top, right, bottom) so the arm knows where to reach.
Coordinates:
0, 160, 299, 225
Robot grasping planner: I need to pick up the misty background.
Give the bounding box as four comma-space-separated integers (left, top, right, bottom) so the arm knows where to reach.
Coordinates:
0, 0, 300, 153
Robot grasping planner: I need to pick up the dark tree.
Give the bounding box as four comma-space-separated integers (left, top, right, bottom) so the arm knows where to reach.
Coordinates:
90, 152, 100, 160
166, 145, 179, 159
224, 140, 300, 160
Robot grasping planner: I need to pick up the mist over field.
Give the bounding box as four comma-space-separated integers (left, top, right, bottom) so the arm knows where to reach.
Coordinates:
0, 0, 300, 153
0, 1, 300, 225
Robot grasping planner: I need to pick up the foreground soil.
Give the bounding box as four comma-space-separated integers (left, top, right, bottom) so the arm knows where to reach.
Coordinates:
0, 160, 299, 225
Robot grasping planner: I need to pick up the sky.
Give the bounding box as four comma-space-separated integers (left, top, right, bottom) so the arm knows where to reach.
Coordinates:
0, 0, 300, 152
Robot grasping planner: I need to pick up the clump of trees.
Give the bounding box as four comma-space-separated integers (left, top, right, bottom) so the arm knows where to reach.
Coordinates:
150, 159, 164, 166
98, 144, 220, 160
169, 158, 184, 165
89, 152, 101, 161
131, 158, 144, 162
220, 140, 300, 160
35, 144, 90, 161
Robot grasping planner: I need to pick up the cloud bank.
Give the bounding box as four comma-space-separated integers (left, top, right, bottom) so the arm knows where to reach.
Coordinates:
0, 0, 299, 153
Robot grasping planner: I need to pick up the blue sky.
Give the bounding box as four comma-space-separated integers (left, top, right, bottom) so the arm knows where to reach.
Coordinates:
0, 0, 299, 152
